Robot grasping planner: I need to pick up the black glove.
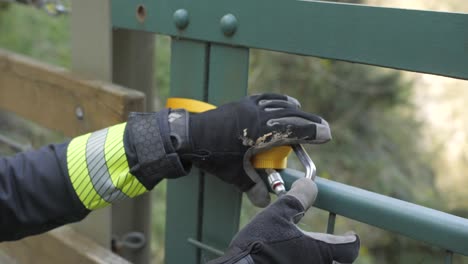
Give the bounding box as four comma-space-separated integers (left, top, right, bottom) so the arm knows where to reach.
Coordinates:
208, 178, 360, 264
174, 93, 331, 207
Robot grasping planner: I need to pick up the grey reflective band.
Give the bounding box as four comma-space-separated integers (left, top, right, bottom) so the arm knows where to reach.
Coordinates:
68, 122, 147, 210
85, 128, 128, 203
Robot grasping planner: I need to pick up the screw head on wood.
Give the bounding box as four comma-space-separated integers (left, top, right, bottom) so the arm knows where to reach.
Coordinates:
173, 9, 189, 30
75, 106, 84, 120
220, 14, 238, 36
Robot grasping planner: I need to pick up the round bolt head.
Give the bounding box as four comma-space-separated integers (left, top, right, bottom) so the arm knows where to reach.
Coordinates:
220, 14, 238, 36
173, 9, 189, 29
136, 5, 147, 23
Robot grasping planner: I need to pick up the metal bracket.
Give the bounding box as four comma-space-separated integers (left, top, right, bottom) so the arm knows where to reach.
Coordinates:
111, 232, 146, 253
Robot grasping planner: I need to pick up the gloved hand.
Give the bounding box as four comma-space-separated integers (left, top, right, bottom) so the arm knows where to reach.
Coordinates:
174, 93, 331, 207
208, 178, 360, 264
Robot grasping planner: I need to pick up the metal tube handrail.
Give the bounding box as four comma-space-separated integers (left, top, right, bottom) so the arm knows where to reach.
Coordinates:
281, 168, 468, 256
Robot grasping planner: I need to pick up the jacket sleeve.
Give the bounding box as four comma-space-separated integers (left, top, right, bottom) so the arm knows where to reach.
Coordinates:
0, 109, 189, 242
0, 141, 88, 241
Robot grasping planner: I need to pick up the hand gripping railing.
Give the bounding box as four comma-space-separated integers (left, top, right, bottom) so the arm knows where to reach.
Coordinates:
257, 144, 468, 262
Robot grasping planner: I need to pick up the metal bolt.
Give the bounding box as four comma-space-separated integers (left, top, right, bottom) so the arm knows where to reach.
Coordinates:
220, 14, 238, 36
136, 5, 147, 23
173, 9, 189, 30
266, 168, 286, 196
75, 106, 84, 120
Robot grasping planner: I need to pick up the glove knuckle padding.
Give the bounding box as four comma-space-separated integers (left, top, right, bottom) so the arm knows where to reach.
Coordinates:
254, 93, 288, 102
259, 100, 299, 111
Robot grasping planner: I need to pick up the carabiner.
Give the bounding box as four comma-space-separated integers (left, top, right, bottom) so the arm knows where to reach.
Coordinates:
265, 144, 316, 196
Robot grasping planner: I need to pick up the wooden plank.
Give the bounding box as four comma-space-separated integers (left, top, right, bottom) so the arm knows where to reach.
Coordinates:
0, 48, 145, 137
0, 250, 15, 264
0, 227, 131, 264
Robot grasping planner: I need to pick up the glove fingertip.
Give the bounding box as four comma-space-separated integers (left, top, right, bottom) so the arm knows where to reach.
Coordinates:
287, 178, 318, 211
333, 233, 361, 264
315, 122, 332, 143
286, 95, 301, 108
349, 234, 361, 263
246, 182, 271, 208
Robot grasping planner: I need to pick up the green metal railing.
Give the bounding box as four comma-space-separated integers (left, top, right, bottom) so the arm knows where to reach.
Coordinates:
283, 170, 468, 257
112, 0, 468, 80
110, 1, 468, 263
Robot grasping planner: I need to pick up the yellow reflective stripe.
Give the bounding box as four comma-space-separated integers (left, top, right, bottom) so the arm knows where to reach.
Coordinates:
67, 133, 109, 210
105, 123, 147, 198
67, 123, 148, 210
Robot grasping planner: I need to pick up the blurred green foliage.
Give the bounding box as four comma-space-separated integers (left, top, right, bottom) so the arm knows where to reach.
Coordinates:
0, 3, 70, 67
0, 4, 68, 156
245, 50, 454, 263
1, 2, 467, 264
249, 51, 439, 205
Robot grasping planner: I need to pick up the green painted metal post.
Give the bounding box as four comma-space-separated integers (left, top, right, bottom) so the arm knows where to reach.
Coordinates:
200, 44, 249, 262
165, 38, 209, 264
445, 251, 453, 264
165, 42, 249, 263
326, 212, 336, 234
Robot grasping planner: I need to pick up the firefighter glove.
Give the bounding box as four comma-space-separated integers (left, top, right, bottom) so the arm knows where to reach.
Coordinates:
170, 93, 331, 207
208, 178, 360, 264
